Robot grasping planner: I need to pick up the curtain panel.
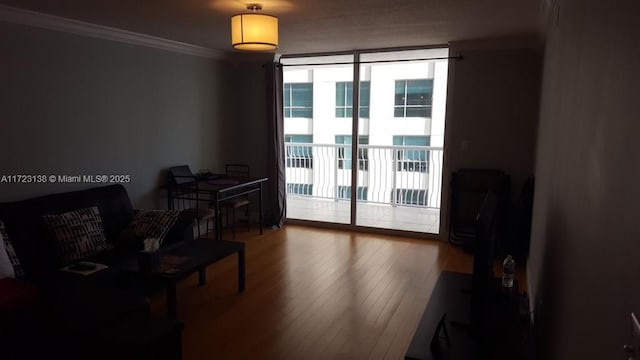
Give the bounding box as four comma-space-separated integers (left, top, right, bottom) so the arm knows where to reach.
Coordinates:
265, 62, 286, 227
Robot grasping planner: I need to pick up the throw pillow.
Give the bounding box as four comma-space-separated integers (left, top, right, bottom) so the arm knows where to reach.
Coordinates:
0, 232, 15, 278
0, 221, 24, 278
119, 210, 179, 245
43, 206, 113, 265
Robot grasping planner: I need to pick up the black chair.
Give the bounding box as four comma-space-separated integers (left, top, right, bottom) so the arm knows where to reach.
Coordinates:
167, 165, 216, 239
448, 168, 509, 252
221, 164, 251, 239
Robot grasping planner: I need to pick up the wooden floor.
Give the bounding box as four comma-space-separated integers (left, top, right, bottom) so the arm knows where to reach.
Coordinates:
148, 225, 527, 360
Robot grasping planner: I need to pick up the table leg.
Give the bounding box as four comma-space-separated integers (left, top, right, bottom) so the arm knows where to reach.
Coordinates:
167, 282, 178, 319
199, 267, 207, 286
238, 249, 245, 292
215, 191, 222, 241
259, 181, 264, 235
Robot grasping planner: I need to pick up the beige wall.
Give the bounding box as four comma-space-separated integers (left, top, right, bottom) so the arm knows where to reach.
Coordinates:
216, 56, 272, 179
446, 42, 541, 197
528, 0, 640, 358
0, 22, 230, 208
441, 41, 542, 239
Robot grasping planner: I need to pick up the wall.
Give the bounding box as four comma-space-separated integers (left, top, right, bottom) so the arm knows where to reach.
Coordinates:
219, 55, 272, 179
528, 0, 640, 358
0, 22, 229, 208
445, 41, 541, 198
441, 40, 542, 241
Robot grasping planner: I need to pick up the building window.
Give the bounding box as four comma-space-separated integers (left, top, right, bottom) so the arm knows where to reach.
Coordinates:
394, 79, 433, 118
284, 83, 313, 118
335, 81, 370, 118
335, 135, 369, 170
287, 183, 313, 196
285, 135, 313, 168
337, 186, 368, 201
393, 136, 430, 172
393, 189, 428, 206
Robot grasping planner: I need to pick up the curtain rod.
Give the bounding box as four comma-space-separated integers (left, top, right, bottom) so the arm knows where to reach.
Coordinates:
277, 55, 462, 67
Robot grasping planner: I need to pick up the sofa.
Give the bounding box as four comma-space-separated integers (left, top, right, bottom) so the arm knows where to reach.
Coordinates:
0, 184, 194, 282
0, 184, 192, 360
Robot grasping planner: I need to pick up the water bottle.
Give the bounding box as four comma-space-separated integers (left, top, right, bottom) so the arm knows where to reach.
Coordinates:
502, 255, 515, 288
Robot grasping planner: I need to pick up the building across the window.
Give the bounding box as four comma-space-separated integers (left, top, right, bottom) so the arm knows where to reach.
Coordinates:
287, 183, 313, 196
394, 79, 433, 118
284, 83, 313, 118
393, 136, 430, 172
285, 134, 313, 168
337, 185, 368, 201
335, 81, 370, 118
394, 189, 428, 206
335, 135, 369, 170
281, 50, 449, 213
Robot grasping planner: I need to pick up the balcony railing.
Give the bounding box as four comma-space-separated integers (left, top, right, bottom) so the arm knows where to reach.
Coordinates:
285, 143, 444, 209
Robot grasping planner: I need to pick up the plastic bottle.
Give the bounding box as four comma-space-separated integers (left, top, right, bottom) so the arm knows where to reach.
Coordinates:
502, 255, 515, 288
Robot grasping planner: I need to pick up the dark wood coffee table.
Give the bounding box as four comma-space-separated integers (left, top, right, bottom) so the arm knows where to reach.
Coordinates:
125, 239, 245, 318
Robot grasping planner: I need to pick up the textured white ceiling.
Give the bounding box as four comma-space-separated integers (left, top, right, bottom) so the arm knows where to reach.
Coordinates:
0, 0, 541, 55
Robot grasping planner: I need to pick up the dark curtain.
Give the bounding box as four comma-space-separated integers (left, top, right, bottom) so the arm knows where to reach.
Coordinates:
265, 62, 286, 227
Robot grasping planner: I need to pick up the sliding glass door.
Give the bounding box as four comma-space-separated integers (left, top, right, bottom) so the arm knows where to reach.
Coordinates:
355, 49, 448, 233
282, 48, 449, 234
282, 55, 354, 224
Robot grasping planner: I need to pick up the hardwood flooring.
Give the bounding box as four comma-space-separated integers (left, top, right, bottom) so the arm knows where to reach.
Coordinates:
148, 225, 527, 360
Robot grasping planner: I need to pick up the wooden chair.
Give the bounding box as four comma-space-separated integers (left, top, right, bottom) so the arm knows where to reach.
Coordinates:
221, 164, 251, 239
167, 165, 217, 239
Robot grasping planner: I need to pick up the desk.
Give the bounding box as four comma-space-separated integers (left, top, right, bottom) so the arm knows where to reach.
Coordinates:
405, 271, 521, 360
167, 176, 268, 241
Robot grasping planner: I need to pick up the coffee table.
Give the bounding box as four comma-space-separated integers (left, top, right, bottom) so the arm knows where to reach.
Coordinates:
125, 239, 245, 318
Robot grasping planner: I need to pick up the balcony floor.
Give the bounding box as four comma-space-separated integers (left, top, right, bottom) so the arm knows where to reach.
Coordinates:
287, 196, 440, 234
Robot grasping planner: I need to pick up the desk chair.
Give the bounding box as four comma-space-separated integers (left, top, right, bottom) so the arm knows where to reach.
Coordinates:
167, 165, 216, 239
221, 164, 251, 239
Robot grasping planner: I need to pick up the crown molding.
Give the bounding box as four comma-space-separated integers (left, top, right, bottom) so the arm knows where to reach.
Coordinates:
0, 4, 224, 59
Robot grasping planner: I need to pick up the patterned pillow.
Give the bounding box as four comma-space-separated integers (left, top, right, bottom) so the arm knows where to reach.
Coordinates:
0, 230, 15, 278
0, 221, 25, 277
43, 206, 113, 265
119, 210, 179, 245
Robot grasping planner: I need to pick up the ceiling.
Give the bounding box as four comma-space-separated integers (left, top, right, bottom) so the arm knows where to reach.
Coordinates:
0, 0, 541, 55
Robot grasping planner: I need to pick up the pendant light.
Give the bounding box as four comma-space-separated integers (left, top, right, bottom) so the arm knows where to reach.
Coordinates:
231, 4, 278, 51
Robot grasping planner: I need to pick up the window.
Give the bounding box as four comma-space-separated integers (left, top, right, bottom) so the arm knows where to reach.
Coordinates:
393, 136, 430, 172
335, 135, 369, 170
394, 79, 433, 118
337, 186, 368, 201
335, 81, 370, 118
285, 135, 313, 168
284, 83, 313, 118
287, 183, 313, 196
393, 189, 428, 206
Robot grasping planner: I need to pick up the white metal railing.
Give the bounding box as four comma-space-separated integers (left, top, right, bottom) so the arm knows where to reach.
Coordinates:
285, 143, 444, 209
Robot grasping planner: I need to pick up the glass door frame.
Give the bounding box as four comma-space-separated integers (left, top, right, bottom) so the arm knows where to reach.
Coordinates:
280, 45, 453, 241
